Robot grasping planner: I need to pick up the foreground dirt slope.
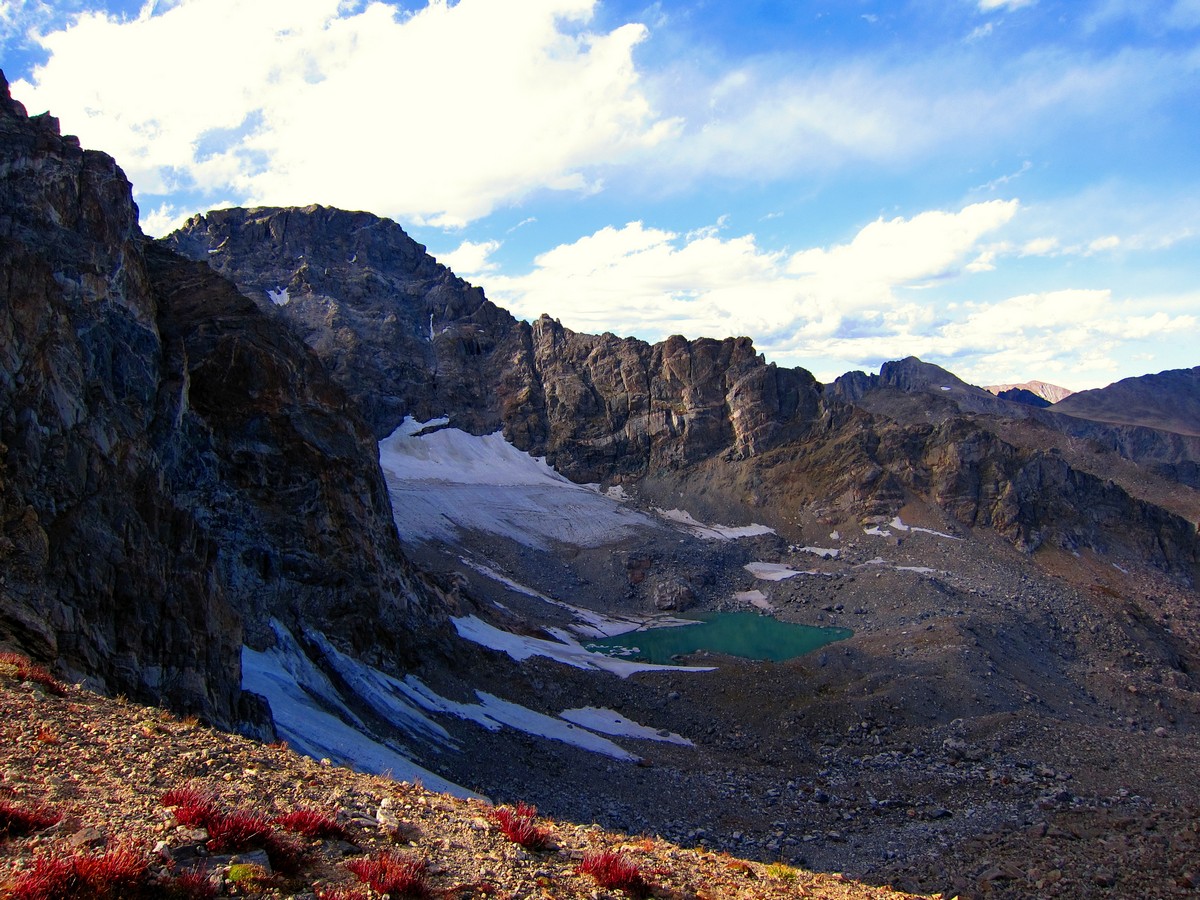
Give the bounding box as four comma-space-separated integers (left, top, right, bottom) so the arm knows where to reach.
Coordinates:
0, 673, 923, 900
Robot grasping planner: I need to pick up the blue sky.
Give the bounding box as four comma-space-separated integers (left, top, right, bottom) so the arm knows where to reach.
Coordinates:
3, 0, 1199, 389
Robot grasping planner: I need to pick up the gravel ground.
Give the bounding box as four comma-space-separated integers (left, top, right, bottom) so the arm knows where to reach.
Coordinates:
0, 670, 922, 900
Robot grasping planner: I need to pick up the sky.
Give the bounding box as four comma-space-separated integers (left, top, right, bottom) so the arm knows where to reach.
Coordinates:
3, 0, 1199, 389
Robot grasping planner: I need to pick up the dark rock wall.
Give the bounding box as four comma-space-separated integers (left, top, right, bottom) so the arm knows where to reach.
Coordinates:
0, 74, 441, 725
0, 73, 242, 718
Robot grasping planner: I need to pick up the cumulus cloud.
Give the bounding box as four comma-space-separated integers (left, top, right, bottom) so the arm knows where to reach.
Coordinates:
439, 239, 502, 279
486, 200, 1016, 345
790, 288, 1197, 389
14, 0, 675, 227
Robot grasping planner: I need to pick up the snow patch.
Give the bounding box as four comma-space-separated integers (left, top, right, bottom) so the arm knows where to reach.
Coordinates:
654, 508, 775, 540
267, 287, 290, 305
394, 679, 641, 761
458, 558, 688, 637
304, 630, 454, 748
888, 516, 960, 540
379, 418, 659, 549
796, 546, 839, 559
735, 589, 774, 611
744, 562, 816, 581
859, 558, 940, 576
559, 707, 693, 746
240, 622, 474, 798
451, 615, 713, 676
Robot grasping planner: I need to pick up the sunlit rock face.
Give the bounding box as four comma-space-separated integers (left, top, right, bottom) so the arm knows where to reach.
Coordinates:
0, 73, 444, 728
165, 206, 830, 483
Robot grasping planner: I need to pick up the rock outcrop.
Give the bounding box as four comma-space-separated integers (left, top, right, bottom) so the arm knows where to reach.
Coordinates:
0, 73, 440, 727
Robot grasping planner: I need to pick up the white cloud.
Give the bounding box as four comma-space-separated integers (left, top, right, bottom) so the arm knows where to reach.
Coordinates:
487, 200, 1016, 345
621, 41, 1189, 194
966, 22, 994, 41
13, 0, 675, 226
978, 0, 1036, 11
1086, 234, 1121, 254
438, 239, 502, 279
797, 288, 1198, 389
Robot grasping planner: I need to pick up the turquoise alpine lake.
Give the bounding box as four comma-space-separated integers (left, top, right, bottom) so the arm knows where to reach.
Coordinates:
584, 612, 853, 664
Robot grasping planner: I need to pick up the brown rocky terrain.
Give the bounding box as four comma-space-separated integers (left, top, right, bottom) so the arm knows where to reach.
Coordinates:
0, 662, 923, 900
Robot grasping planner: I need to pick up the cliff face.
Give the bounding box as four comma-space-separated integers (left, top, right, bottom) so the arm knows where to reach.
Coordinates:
165, 207, 830, 483
0, 75, 439, 726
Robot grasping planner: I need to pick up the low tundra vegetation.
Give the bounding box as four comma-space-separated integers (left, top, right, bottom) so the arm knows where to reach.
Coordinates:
5, 844, 217, 900
0, 651, 67, 696
160, 787, 307, 875
576, 849, 649, 896
344, 851, 429, 897
0, 801, 62, 841
487, 801, 552, 850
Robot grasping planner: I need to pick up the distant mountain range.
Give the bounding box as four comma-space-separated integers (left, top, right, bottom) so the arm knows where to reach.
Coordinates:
984, 380, 1074, 406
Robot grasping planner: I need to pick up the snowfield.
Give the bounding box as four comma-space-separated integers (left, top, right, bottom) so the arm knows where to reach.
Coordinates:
378, 418, 662, 549
744, 562, 818, 581
378, 418, 777, 550
241, 622, 473, 798
451, 615, 714, 676
243, 620, 703, 789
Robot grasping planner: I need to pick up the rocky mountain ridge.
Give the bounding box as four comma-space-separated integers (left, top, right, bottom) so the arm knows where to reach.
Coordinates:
167, 212, 1199, 582
164, 205, 831, 484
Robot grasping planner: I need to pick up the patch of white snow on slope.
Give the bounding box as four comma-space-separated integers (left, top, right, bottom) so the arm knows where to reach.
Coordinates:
744, 562, 817, 581
654, 508, 775, 540
795, 546, 839, 558
859, 558, 940, 576
241, 624, 475, 798
379, 418, 659, 549
267, 287, 289, 305
303, 630, 454, 748
888, 516, 960, 540
451, 615, 713, 676
396, 678, 643, 761
735, 589, 773, 611
460, 557, 693, 638
559, 707, 693, 746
